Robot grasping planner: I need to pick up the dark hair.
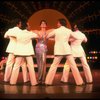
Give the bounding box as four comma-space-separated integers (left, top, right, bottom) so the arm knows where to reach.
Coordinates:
40, 20, 47, 25
73, 24, 82, 31
58, 18, 67, 27
12, 18, 21, 26
21, 21, 27, 30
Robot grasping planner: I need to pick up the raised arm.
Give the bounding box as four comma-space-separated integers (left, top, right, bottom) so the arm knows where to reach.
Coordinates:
46, 29, 54, 34
24, 30, 39, 39
31, 30, 41, 38
45, 29, 55, 39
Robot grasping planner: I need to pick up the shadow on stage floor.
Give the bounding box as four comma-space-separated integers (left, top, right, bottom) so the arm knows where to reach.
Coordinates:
0, 69, 100, 99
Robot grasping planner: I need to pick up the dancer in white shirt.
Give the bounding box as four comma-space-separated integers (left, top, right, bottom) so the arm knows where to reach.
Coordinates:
7, 22, 39, 85
4, 19, 29, 83
45, 19, 84, 86
61, 25, 93, 84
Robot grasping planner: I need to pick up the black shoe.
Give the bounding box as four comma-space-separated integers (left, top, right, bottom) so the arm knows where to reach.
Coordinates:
10, 84, 16, 86
24, 81, 30, 84
86, 82, 93, 84
3, 80, 9, 83
24, 81, 30, 85
60, 81, 70, 84
38, 82, 42, 85
24, 80, 30, 83
38, 82, 45, 85
35, 83, 39, 86
31, 83, 39, 86
76, 83, 85, 86
1, 81, 9, 85
45, 84, 53, 86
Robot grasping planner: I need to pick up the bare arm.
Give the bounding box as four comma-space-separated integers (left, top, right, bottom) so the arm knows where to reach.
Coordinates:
46, 29, 54, 34
45, 29, 55, 39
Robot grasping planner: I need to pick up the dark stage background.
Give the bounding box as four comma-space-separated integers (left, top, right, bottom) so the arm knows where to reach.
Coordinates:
0, 0, 100, 68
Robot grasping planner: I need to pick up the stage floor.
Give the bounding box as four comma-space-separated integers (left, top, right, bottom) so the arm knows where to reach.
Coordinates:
0, 69, 100, 99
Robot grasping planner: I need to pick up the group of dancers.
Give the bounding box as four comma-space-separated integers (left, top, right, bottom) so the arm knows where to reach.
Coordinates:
3, 18, 93, 86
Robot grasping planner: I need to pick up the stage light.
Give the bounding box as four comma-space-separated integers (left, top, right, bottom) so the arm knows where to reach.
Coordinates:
95, 56, 98, 59
87, 57, 90, 59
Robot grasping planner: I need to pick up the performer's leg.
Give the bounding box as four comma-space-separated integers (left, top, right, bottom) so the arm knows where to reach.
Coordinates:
41, 52, 47, 83
4, 53, 15, 82
45, 56, 63, 85
36, 53, 43, 82
66, 55, 84, 85
21, 58, 29, 83
61, 60, 70, 82
80, 56, 93, 83
26, 56, 38, 86
10, 57, 22, 85
61, 58, 77, 82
